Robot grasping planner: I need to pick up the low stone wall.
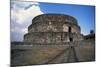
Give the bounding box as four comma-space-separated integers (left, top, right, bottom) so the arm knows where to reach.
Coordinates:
11, 40, 94, 50
11, 42, 70, 50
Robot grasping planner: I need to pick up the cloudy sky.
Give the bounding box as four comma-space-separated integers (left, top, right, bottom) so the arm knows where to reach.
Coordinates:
11, 1, 95, 41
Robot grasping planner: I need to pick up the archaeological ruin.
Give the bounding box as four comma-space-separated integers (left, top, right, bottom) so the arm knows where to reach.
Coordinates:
11, 14, 95, 66
24, 14, 83, 43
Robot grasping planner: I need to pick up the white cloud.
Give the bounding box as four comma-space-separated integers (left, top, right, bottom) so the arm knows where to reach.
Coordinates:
11, 1, 44, 41
11, 26, 27, 33
11, 1, 43, 24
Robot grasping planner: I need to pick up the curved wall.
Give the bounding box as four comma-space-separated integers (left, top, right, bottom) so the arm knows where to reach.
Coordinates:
28, 22, 80, 34
24, 32, 81, 43
24, 14, 83, 43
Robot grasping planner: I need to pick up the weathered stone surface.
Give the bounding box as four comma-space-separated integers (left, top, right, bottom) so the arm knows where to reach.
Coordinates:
24, 32, 82, 43
24, 14, 83, 43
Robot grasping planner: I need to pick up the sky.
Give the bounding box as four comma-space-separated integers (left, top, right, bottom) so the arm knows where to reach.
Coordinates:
11, 1, 95, 41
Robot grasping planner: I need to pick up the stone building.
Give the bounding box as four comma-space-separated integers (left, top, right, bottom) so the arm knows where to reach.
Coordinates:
11, 14, 95, 66
24, 14, 83, 43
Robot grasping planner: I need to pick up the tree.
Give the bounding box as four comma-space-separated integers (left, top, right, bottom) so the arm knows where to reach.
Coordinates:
90, 30, 94, 34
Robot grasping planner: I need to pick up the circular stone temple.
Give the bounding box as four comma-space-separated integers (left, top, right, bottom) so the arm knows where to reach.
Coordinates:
24, 14, 83, 43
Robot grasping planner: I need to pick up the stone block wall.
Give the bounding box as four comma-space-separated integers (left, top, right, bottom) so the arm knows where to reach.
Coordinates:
24, 14, 83, 43
24, 32, 83, 43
